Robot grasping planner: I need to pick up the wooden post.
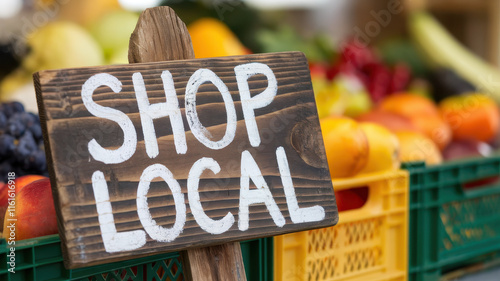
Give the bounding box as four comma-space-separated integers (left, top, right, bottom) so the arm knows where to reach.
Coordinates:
128, 6, 247, 281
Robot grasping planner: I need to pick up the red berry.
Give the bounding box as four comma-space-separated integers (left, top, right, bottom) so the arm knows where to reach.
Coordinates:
339, 40, 378, 70
390, 63, 411, 93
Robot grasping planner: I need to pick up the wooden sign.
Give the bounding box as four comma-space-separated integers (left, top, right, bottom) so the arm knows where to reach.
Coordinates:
34, 51, 338, 268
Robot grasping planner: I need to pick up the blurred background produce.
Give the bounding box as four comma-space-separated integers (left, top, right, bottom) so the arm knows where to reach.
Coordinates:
0, 1, 499, 186
1, 2, 500, 278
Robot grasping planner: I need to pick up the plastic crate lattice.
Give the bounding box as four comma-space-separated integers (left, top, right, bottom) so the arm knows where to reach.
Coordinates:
440, 194, 500, 251
275, 171, 409, 281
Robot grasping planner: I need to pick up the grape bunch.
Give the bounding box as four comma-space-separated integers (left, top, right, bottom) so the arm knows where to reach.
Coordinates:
0, 102, 48, 182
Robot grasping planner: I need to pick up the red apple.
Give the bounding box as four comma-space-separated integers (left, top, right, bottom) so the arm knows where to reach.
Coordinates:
443, 139, 493, 161
335, 188, 367, 212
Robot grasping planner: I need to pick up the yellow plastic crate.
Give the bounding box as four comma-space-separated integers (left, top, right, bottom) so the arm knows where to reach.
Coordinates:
274, 170, 409, 281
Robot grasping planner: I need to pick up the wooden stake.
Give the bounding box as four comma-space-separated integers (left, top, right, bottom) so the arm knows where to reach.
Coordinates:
181, 242, 247, 281
128, 6, 247, 281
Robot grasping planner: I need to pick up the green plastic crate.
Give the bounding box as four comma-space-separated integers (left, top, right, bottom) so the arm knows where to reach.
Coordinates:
405, 157, 500, 281
0, 234, 272, 281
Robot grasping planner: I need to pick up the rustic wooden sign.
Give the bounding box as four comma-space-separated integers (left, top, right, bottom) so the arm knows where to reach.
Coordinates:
34, 51, 338, 268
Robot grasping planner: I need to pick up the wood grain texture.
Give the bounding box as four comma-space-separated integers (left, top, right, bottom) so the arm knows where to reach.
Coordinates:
129, 6, 195, 63
181, 242, 246, 281
34, 51, 338, 269
129, 7, 245, 281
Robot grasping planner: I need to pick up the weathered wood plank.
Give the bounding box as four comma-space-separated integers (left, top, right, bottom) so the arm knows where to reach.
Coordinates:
34, 50, 338, 268
34, 7, 338, 270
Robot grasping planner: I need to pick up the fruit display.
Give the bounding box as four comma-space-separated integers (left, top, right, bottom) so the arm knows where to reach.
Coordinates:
1, 21, 105, 100
0, 2, 499, 251
0, 9, 136, 111
332, 41, 412, 103
310, 10, 500, 171
311, 41, 411, 119
0, 101, 51, 238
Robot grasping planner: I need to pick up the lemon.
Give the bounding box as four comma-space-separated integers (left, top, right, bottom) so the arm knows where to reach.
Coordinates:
359, 123, 400, 174
320, 117, 369, 178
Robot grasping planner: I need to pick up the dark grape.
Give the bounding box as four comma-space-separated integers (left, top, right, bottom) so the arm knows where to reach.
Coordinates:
14, 131, 37, 163
0, 103, 14, 118
29, 124, 43, 141
29, 112, 40, 123
13, 112, 36, 128
0, 134, 16, 157
22, 149, 45, 171
6, 118, 26, 138
23, 152, 36, 171
0, 101, 24, 118
0, 101, 47, 179
0, 112, 7, 130
10, 102, 24, 114
26, 149, 47, 172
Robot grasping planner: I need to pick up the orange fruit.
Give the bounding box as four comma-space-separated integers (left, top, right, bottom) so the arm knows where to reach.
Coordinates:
396, 131, 442, 165
188, 18, 250, 59
439, 93, 500, 142
320, 117, 369, 178
378, 92, 439, 117
410, 115, 451, 150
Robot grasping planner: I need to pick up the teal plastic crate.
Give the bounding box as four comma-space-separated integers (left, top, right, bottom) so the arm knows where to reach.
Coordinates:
405, 157, 500, 281
0, 234, 272, 281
